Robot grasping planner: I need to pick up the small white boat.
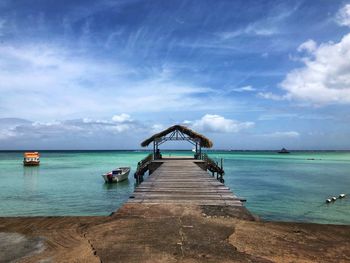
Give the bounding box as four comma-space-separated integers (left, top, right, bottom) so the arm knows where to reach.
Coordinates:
102, 167, 130, 183
339, 193, 346, 199
331, 196, 337, 201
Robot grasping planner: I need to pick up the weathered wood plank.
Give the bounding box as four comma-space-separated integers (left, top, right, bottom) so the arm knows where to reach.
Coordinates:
133, 192, 239, 198
128, 199, 242, 206
134, 190, 231, 194
127, 158, 243, 207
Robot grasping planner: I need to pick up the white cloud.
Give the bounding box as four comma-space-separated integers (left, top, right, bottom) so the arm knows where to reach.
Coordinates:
0, 44, 235, 119
258, 113, 334, 121
0, 129, 16, 140
0, 118, 30, 139
279, 33, 350, 104
187, 114, 254, 133
218, 5, 298, 40
151, 124, 164, 133
260, 131, 300, 138
258, 113, 297, 121
219, 25, 277, 40
336, 4, 350, 27
112, 113, 132, 122
0, 44, 130, 119
231, 85, 256, 92
110, 124, 132, 133
297, 39, 317, 53
0, 115, 142, 142
258, 92, 288, 101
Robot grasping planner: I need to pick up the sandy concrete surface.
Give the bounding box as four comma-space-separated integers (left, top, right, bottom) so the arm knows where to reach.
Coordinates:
230, 220, 350, 263
0, 217, 107, 263
0, 232, 44, 262
0, 204, 349, 263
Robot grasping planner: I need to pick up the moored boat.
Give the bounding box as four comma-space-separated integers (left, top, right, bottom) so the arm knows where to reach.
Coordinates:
102, 167, 130, 183
278, 148, 290, 154
23, 152, 40, 166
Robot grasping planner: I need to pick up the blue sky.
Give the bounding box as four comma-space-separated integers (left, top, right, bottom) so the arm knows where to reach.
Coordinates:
1, 0, 350, 150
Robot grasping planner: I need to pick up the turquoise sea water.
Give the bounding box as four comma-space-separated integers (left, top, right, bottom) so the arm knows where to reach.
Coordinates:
0, 151, 349, 225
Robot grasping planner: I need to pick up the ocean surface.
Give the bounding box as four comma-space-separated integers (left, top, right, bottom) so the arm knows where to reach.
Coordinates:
0, 150, 349, 225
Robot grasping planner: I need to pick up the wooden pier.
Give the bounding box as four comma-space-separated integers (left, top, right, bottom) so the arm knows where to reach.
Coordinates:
129, 157, 243, 206
130, 125, 243, 208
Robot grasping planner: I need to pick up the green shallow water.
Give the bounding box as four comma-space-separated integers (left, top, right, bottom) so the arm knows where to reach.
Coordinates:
0, 150, 349, 224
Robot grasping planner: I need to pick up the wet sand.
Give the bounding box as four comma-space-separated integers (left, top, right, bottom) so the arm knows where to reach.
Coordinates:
1, 204, 350, 263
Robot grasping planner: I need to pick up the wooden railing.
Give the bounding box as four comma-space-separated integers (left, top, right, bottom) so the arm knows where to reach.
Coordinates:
134, 153, 153, 183
202, 153, 225, 183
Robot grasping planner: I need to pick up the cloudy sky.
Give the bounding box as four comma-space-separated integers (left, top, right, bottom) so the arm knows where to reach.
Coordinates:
1, 0, 350, 150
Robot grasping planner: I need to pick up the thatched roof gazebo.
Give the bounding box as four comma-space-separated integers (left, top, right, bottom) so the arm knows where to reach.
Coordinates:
141, 125, 213, 159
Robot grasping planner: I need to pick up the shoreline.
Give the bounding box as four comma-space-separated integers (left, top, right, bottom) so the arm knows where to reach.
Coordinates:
1, 204, 350, 263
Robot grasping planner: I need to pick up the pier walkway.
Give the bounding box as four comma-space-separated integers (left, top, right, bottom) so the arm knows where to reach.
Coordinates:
128, 157, 243, 206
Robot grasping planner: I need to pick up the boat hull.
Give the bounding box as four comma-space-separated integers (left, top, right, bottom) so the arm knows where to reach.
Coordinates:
102, 168, 130, 183
23, 161, 40, 166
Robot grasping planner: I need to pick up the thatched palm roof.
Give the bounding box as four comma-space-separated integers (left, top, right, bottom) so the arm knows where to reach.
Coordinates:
141, 125, 213, 148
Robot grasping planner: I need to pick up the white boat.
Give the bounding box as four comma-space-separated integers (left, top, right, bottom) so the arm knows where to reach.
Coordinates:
102, 167, 130, 183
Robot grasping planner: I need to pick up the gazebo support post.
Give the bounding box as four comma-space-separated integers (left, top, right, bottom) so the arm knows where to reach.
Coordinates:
153, 141, 156, 160
154, 139, 160, 160
195, 142, 198, 159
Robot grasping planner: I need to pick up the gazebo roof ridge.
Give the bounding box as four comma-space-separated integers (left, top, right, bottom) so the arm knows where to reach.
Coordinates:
140, 124, 213, 148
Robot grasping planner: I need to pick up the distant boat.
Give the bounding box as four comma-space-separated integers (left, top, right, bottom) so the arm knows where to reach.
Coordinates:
102, 167, 130, 183
278, 148, 290, 154
23, 152, 40, 166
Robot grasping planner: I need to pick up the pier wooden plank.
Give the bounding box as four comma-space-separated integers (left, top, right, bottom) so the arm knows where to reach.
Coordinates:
134, 189, 233, 193
132, 193, 240, 199
127, 158, 243, 207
